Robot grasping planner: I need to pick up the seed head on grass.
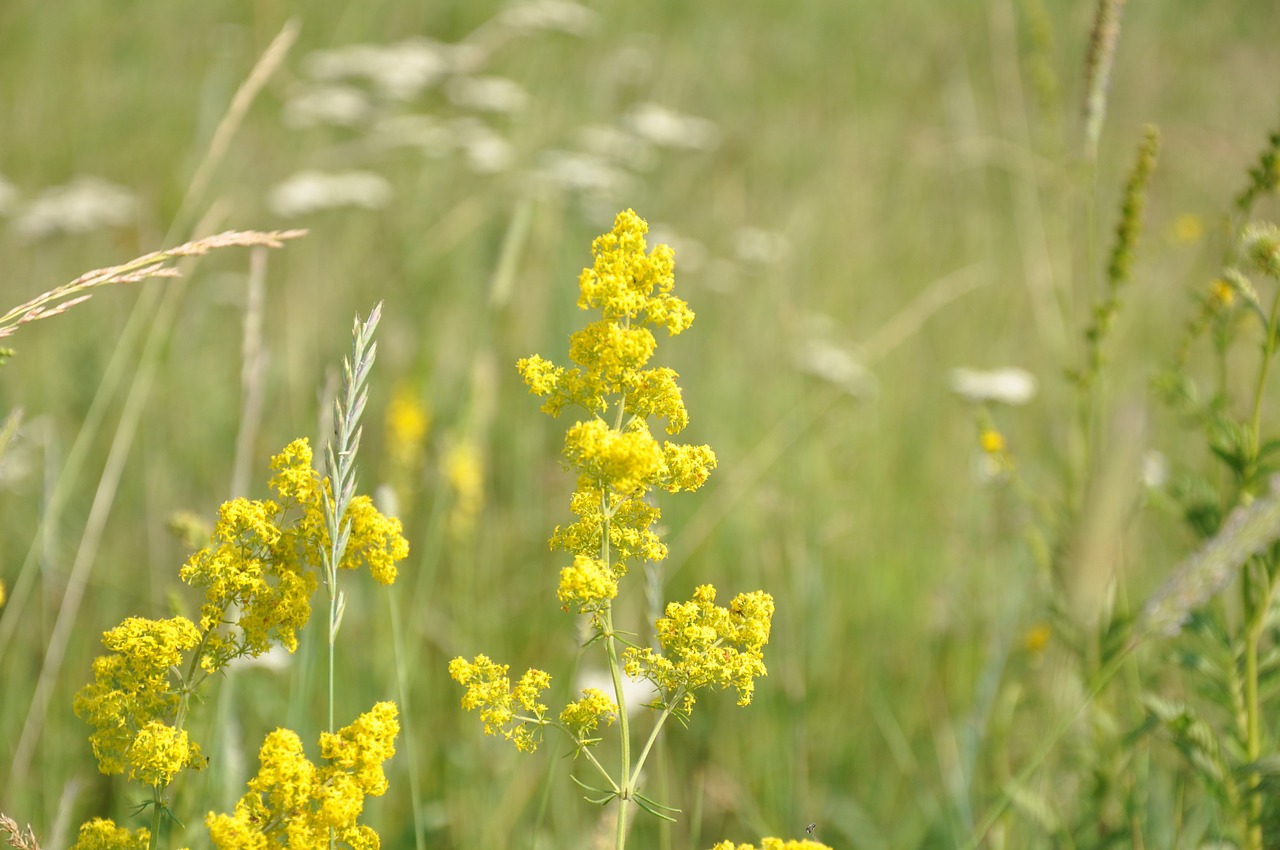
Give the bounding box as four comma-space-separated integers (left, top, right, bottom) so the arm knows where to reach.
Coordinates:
0, 229, 306, 339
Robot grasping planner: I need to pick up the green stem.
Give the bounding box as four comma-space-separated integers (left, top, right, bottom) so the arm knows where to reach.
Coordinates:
602, 604, 631, 850
148, 786, 164, 850
628, 696, 680, 789
1248, 289, 1280, 455
1241, 565, 1263, 850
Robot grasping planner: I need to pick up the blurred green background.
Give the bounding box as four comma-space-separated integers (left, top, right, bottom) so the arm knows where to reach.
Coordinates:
2, 1, 1279, 848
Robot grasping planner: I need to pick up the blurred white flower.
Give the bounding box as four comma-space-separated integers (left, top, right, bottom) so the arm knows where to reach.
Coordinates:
1141, 450, 1169, 490
268, 170, 393, 218
733, 226, 790, 266
574, 666, 655, 708
0, 175, 18, 216
302, 38, 453, 100
451, 119, 514, 173
13, 177, 138, 239
948, 367, 1038, 406
498, 0, 599, 35
575, 124, 655, 170
283, 84, 374, 128
647, 226, 706, 274
229, 644, 292, 673
445, 75, 530, 115
532, 150, 634, 197
370, 114, 455, 156
625, 102, 719, 150
796, 337, 876, 397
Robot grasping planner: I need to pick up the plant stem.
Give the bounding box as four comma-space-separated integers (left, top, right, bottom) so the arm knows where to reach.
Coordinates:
148, 787, 164, 850
602, 604, 631, 850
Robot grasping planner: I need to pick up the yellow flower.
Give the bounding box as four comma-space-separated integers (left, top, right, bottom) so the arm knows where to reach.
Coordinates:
443, 437, 485, 539
74, 617, 201, 777
70, 820, 149, 850
1023, 622, 1052, 654
980, 428, 1005, 454
557, 554, 619, 611
1170, 213, 1203, 245
710, 840, 832, 850
626, 585, 774, 712
126, 721, 201, 787
1210, 277, 1235, 308
560, 687, 618, 739
449, 655, 551, 753
207, 703, 399, 850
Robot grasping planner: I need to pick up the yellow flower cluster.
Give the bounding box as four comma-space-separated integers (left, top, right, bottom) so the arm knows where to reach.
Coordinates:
625, 585, 774, 711
710, 840, 832, 850
205, 702, 400, 850
559, 687, 618, 739
73, 617, 203, 784
75, 440, 409, 790
70, 819, 151, 850
181, 438, 407, 669
515, 210, 716, 619
448, 654, 552, 752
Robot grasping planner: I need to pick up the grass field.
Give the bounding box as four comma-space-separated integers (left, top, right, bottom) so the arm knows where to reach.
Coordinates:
3, 2, 1280, 849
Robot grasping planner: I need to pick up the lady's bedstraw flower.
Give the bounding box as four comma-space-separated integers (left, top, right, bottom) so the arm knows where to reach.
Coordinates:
448, 655, 552, 752
710, 840, 832, 850
625, 585, 774, 712
73, 617, 202, 781
560, 688, 618, 740
206, 702, 399, 850
180, 438, 406, 670
70, 819, 150, 850
455, 211, 773, 845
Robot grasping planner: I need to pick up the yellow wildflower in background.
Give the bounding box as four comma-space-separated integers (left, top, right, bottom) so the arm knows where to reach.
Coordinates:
443, 436, 484, 539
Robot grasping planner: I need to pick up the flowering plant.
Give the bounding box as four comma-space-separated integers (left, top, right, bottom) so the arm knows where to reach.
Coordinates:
450, 209, 796, 850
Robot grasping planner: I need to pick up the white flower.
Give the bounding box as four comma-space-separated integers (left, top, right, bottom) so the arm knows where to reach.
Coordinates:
451, 119, 514, 173
268, 170, 393, 218
575, 124, 655, 170
625, 103, 719, 150
796, 338, 876, 397
283, 84, 373, 128
733, 227, 790, 265
0, 175, 19, 216
302, 39, 453, 100
497, 0, 599, 36
532, 150, 634, 197
370, 114, 455, 155
1141, 450, 1169, 490
13, 177, 138, 239
948, 367, 1038, 406
445, 75, 530, 115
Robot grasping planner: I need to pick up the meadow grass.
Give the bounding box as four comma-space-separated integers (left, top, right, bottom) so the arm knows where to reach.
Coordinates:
3, 1, 1280, 849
